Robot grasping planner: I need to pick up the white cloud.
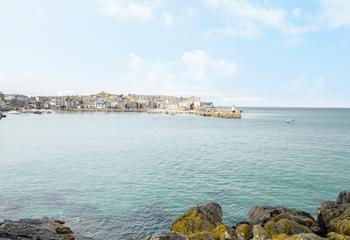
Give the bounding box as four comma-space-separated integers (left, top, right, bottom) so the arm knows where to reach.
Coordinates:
205, 0, 350, 39
98, 0, 350, 36
206, 0, 286, 26
206, 20, 262, 38
319, 0, 350, 28
101, 0, 162, 18
205, 0, 311, 37
181, 50, 237, 82
124, 50, 238, 96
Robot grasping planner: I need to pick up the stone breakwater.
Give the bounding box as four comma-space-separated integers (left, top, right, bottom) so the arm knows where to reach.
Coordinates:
1, 191, 349, 240
143, 191, 350, 240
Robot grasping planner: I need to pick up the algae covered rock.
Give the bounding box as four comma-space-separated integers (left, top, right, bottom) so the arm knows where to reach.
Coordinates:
146, 231, 189, 240
187, 231, 219, 240
252, 225, 269, 240
264, 218, 313, 237
247, 205, 319, 239
318, 191, 350, 236
235, 223, 251, 240
283, 233, 326, 240
249, 205, 315, 226
327, 232, 350, 240
171, 202, 235, 240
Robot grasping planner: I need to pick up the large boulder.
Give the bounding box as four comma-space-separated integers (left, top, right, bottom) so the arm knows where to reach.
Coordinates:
0, 218, 75, 240
249, 205, 315, 226
246, 205, 320, 239
252, 225, 269, 240
264, 218, 313, 237
235, 222, 251, 240
170, 203, 236, 240
336, 191, 350, 205
283, 233, 326, 240
318, 191, 350, 236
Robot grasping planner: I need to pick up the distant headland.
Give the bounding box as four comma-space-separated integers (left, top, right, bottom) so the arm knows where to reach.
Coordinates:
0, 91, 241, 119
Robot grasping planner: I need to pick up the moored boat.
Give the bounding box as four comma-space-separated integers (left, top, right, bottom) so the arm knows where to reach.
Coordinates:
8, 110, 20, 114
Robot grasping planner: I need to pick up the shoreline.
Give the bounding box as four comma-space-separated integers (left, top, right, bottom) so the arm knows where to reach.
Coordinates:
5, 107, 242, 119
1, 191, 349, 240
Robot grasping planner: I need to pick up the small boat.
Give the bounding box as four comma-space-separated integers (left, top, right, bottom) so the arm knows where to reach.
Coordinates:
33, 111, 43, 114
1, 113, 6, 118
8, 110, 20, 114
286, 119, 294, 124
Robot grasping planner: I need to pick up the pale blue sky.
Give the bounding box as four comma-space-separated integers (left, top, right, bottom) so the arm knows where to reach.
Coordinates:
1, 0, 350, 107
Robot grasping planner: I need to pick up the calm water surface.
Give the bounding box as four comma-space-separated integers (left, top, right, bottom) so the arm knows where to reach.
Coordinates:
1, 108, 350, 239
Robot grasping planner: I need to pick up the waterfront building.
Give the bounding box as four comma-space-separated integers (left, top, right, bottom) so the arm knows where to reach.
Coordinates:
5, 94, 29, 109
0, 91, 218, 112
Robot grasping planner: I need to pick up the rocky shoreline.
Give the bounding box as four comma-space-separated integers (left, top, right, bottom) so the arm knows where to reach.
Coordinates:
144, 191, 350, 240
1, 191, 349, 240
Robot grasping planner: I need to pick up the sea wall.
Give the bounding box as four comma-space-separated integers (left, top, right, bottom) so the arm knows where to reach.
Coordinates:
195, 109, 241, 119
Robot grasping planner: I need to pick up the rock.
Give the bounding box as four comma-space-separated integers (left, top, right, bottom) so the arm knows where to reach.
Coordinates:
249, 205, 315, 226
270, 233, 289, 240
211, 224, 235, 240
170, 203, 236, 240
318, 191, 350, 236
249, 205, 321, 238
252, 225, 269, 240
264, 219, 313, 238
247, 205, 319, 239
283, 233, 326, 240
327, 232, 350, 240
336, 192, 350, 205
235, 223, 251, 240
0, 218, 75, 240
147, 231, 189, 240
187, 232, 219, 240
171, 202, 222, 235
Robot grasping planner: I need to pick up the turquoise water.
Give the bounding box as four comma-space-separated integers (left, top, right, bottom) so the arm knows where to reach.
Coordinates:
0, 108, 349, 240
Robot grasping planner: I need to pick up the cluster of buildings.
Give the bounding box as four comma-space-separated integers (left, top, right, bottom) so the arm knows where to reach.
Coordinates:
0, 91, 214, 111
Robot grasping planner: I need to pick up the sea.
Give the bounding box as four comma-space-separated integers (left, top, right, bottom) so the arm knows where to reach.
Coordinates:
0, 108, 349, 240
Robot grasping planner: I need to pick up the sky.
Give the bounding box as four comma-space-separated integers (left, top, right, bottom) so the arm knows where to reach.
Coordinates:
0, 0, 350, 107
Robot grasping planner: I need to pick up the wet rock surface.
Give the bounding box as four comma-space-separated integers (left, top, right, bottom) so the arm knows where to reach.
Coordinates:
146, 191, 350, 240
170, 202, 236, 240
318, 191, 350, 236
0, 218, 75, 240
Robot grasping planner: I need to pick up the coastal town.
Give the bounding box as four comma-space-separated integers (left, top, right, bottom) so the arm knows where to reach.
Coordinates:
0, 91, 241, 118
